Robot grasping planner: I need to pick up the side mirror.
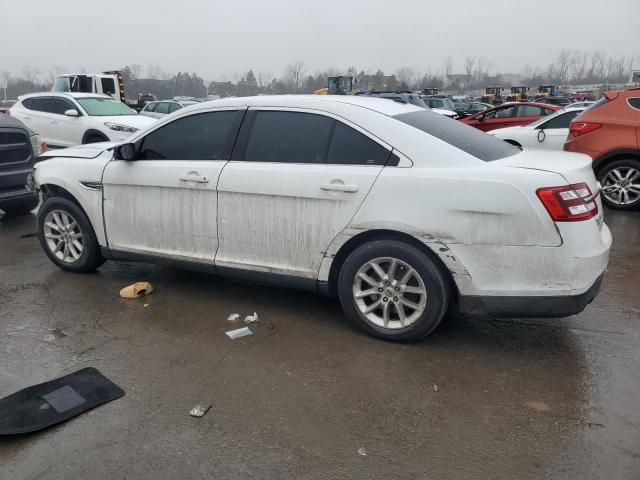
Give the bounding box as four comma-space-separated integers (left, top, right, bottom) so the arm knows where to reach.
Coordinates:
64, 109, 79, 117
114, 143, 136, 161
477, 115, 485, 122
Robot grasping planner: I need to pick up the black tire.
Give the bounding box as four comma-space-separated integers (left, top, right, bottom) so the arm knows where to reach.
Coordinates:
37, 197, 105, 272
337, 240, 450, 342
596, 158, 640, 211
83, 132, 108, 144
0, 196, 39, 217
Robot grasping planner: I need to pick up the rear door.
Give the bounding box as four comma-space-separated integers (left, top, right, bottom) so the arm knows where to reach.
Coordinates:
215, 109, 391, 279
528, 110, 582, 150
102, 108, 243, 262
18, 97, 56, 145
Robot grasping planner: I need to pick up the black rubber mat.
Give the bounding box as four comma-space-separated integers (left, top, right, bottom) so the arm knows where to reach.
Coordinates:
0, 367, 124, 435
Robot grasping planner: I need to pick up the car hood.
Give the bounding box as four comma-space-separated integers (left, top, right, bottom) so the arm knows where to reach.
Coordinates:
494, 149, 597, 191
97, 115, 157, 129
38, 141, 117, 159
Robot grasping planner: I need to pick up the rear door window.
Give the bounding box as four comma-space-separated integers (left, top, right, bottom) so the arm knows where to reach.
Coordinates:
101, 78, 116, 95
155, 102, 170, 114
394, 110, 520, 162
28, 97, 54, 113
540, 111, 580, 129
244, 111, 333, 163
326, 122, 389, 165
139, 110, 240, 160
168, 103, 183, 113
516, 105, 543, 117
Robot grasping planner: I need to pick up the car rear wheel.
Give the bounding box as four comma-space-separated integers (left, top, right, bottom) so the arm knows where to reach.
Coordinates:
597, 159, 640, 210
337, 240, 450, 342
37, 197, 105, 272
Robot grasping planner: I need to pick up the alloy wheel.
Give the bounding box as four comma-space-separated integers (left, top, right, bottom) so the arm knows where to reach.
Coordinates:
353, 257, 427, 329
601, 167, 640, 205
43, 209, 84, 263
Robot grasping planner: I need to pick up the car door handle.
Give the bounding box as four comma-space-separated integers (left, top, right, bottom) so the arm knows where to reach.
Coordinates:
321, 183, 359, 193
179, 173, 209, 183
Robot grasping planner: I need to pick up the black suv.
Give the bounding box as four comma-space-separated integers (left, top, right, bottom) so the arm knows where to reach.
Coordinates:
0, 114, 42, 216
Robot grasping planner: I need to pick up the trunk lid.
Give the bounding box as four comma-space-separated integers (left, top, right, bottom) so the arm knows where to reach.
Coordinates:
494, 149, 597, 192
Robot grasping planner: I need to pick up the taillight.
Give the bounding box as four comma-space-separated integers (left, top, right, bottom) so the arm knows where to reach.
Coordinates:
536, 183, 598, 222
5, 109, 10, 116
569, 122, 602, 137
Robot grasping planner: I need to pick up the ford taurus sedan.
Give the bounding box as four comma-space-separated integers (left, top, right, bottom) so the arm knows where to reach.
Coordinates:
32, 96, 611, 342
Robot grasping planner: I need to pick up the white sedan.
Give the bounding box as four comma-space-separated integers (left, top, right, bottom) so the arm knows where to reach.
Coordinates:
32, 96, 610, 342
489, 107, 586, 150
10, 92, 156, 148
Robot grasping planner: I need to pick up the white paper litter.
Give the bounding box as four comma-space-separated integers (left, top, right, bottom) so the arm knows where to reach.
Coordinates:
189, 404, 211, 417
225, 327, 253, 339
244, 312, 259, 323
227, 313, 240, 321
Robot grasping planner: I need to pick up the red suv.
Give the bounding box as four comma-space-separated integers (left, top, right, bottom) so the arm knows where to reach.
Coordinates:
460, 102, 559, 132
564, 88, 640, 210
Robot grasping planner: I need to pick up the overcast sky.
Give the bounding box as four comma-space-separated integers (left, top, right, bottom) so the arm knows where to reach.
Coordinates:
3, 0, 639, 81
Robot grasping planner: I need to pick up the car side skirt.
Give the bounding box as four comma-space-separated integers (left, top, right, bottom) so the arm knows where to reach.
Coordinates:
100, 248, 317, 293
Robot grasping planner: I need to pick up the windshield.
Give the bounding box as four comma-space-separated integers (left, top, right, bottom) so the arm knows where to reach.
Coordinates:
52, 77, 70, 92
76, 98, 136, 116
394, 110, 520, 162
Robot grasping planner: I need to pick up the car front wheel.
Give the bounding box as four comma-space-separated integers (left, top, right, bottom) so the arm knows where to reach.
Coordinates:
337, 240, 450, 342
37, 197, 105, 272
598, 159, 640, 210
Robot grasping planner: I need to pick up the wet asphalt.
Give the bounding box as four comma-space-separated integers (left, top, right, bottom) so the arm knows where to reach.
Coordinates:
0, 209, 638, 480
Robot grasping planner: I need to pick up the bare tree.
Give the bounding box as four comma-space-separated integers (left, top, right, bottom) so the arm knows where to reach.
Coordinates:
464, 56, 476, 88
283, 61, 306, 92
556, 50, 571, 84
22, 66, 41, 84
130, 64, 143, 81
395, 67, 416, 88
475, 57, 490, 85
257, 71, 273, 90
444, 55, 453, 78
146, 64, 165, 80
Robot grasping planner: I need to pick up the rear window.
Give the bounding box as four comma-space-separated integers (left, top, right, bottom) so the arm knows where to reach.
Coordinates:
394, 110, 520, 162
584, 96, 609, 113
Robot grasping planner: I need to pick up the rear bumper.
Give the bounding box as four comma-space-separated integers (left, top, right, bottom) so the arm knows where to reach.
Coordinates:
459, 274, 604, 318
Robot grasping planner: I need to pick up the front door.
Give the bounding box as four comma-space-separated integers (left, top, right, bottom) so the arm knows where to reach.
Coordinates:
215, 109, 390, 279
101, 109, 243, 262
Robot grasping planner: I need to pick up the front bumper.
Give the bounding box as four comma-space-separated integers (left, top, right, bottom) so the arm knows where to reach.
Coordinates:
458, 274, 604, 318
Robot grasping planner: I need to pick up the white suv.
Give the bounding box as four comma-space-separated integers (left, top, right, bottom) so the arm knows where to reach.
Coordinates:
10, 93, 156, 148
32, 96, 611, 342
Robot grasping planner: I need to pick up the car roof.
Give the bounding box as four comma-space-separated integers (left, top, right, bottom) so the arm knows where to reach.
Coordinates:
488, 101, 561, 110
183, 95, 424, 117
19, 92, 112, 100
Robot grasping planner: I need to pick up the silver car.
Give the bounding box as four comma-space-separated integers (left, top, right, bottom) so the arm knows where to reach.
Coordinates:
139, 100, 200, 119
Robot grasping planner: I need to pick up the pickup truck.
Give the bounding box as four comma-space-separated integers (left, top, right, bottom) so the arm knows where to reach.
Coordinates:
0, 114, 43, 216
